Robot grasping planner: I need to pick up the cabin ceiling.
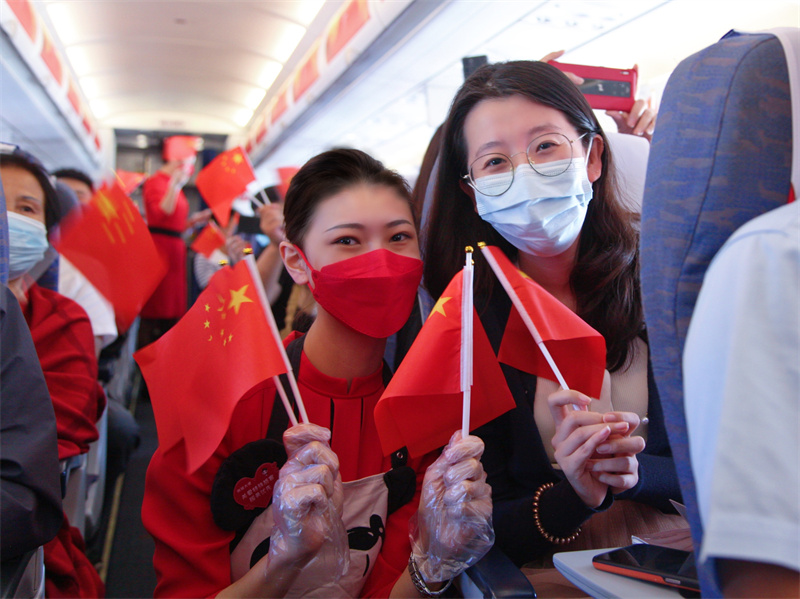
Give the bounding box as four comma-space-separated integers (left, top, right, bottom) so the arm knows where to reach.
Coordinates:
1, 0, 797, 183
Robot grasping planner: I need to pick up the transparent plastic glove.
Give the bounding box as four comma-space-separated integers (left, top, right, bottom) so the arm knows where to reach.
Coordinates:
410, 431, 494, 582
268, 423, 348, 584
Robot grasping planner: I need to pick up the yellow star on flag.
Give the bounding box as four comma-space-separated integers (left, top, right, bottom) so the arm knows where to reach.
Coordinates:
228, 284, 254, 315
203, 320, 210, 329
428, 296, 452, 320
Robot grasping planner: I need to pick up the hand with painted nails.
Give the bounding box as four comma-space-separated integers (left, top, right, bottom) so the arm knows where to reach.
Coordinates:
606, 89, 657, 141
547, 389, 645, 508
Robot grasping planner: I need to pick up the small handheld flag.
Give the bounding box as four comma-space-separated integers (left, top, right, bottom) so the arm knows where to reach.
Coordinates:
135, 255, 307, 472
479, 243, 606, 400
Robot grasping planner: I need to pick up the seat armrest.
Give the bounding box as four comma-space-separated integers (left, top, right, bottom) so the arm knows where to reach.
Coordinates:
458, 545, 536, 598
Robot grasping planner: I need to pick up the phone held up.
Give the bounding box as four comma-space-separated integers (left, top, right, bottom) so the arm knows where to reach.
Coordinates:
548, 60, 638, 113
592, 543, 700, 594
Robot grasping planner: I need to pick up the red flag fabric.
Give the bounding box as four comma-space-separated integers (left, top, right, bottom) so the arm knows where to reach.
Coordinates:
276, 166, 300, 200
163, 135, 201, 161
190, 222, 226, 258
54, 183, 167, 332
134, 259, 288, 472
195, 147, 256, 227
114, 169, 146, 195
483, 245, 607, 399
374, 270, 515, 458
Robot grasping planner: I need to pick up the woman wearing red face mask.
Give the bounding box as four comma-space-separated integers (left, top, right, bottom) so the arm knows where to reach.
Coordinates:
143, 148, 494, 598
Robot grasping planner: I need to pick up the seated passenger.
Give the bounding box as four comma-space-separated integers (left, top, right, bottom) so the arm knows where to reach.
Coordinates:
423, 60, 681, 578
143, 149, 492, 597
0, 281, 63, 559
684, 199, 799, 597
1, 144, 105, 597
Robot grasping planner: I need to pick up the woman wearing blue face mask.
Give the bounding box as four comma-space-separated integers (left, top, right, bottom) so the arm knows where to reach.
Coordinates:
423, 61, 682, 578
1, 145, 106, 596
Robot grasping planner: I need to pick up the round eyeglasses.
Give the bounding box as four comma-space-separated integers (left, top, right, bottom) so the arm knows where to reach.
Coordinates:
463, 132, 590, 197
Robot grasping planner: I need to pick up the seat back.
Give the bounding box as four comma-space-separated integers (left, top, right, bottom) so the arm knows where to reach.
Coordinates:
61, 453, 88, 537
84, 404, 108, 540
641, 30, 792, 596
0, 173, 8, 285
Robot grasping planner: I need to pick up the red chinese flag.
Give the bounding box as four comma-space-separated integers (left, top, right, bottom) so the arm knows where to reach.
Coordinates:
190, 222, 226, 258
54, 183, 167, 333
276, 166, 299, 201
326, 0, 370, 61
134, 259, 288, 472
195, 147, 256, 227
114, 169, 146, 195
375, 270, 515, 458
163, 135, 201, 161
483, 245, 606, 399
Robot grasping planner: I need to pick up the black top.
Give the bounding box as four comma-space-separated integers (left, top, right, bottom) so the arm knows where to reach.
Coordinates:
0, 285, 63, 559
473, 290, 681, 566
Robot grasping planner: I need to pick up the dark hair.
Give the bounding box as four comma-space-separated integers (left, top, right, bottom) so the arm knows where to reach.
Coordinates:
0, 151, 61, 230
423, 60, 641, 371
53, 167, 95, 192
283, 148, 413, 248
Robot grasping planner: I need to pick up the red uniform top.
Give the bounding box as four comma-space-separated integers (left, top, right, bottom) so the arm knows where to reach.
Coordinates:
23, 283, 105, 460
141, 171, 189, 320
143, 347, 434, 598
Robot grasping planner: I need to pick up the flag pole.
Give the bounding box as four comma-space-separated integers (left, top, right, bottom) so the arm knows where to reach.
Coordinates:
250, 193, 266, 208
243, 253, 309, 424
478, 243, 572, 393
461, 247, 474, 437
258, 190, 271, 205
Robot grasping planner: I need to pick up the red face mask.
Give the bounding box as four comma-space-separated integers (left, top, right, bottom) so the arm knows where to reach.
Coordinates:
297, 248, 423, 338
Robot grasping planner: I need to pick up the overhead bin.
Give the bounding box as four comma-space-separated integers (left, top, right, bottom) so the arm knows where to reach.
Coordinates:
0, 0, 107, 173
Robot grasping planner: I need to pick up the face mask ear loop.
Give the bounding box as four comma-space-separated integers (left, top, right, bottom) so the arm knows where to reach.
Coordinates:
292, 245, 317, 290
583, 135, 595, 167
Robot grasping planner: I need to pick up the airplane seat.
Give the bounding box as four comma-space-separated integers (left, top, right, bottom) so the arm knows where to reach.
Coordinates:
60, 453, 89, 538
457, 545, 537, 598
0, 171, 8, 285
1, 546, 45, 599
640, 30, 792, 596
84, 403, 109, 541
605, 130, 650, 214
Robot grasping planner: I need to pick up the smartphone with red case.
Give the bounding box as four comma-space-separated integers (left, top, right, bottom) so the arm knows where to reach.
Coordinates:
592, 544, 700, 593
548, 60, 638, 112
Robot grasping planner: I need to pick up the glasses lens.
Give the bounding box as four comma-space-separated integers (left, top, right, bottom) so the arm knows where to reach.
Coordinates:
526, 133, 575, 176
469, 153, 513, 196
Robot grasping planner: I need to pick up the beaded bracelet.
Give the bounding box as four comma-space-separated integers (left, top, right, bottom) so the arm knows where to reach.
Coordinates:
532, 482, 582, 545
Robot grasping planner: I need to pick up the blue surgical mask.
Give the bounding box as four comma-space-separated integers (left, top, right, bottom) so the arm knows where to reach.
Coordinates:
474, 155, 594, 257
7, 211, 49, 279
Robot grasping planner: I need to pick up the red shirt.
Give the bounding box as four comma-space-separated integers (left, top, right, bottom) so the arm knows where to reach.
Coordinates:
143, 348, 434, 598
23, 284, 105, 460
141, 171, 189, 319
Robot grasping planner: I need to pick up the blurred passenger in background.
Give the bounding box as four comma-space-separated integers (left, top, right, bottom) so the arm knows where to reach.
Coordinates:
138, 137, 211, 349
